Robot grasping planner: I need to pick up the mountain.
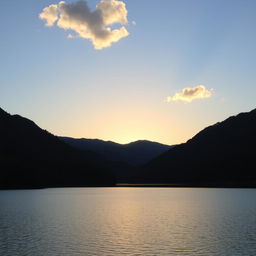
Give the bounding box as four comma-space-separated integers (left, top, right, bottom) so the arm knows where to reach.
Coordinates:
2, 106, 255, 188
59, 137, 172, 165
0, 107, 115, 189
137, 108, 256, 187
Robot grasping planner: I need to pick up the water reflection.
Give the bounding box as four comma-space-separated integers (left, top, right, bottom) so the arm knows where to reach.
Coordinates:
0, 188, 256, 255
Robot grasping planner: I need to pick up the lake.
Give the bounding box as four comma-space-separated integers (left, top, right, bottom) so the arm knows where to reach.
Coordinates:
0, 188, 256, 256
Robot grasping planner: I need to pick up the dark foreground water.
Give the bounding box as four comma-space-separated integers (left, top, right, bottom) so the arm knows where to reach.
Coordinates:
0, 188, 256, 256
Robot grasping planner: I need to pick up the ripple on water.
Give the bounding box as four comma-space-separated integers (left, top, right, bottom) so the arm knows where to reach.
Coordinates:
0, 188, 256, 256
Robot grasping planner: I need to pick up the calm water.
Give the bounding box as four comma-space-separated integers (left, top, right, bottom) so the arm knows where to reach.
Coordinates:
0, 188, 256, 256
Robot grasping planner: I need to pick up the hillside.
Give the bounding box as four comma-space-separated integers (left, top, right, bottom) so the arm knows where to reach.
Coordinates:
137, 108, 256, 187
2, 106, 256, 188
60, 137, 171, 165
0, 108, 115, 189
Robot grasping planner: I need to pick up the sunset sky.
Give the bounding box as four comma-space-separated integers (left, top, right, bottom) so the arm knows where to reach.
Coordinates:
1, 0, 256, 144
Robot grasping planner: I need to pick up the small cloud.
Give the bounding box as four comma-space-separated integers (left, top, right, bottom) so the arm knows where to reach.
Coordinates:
132, 21, 136, 25
39, 0, 130, 50
167, 85, 213, 103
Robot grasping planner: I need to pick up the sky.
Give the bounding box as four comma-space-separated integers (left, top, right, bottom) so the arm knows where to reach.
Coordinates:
1, 0, 256, 145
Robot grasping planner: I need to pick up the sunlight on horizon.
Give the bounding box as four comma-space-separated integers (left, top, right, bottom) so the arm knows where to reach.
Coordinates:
1, 0, 256, 145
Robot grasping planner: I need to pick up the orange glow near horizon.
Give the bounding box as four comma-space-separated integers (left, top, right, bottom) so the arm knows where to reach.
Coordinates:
51, 103, 206, 145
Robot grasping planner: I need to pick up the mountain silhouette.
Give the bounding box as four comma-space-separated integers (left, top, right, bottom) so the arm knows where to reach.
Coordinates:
0, 107, 115, 189
137, 108, 256, 187
60, 137, 171, 165
1, 106, 256, 188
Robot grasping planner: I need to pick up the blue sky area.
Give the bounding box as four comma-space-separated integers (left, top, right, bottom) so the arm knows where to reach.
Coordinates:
1, 0, 255, 144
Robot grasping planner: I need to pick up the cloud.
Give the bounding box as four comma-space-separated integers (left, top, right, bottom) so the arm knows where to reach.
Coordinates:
39, 0, 129, 49
167, 85, 213, 103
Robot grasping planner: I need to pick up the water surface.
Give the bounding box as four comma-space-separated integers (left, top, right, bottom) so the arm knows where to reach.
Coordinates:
0, 188, 256, 255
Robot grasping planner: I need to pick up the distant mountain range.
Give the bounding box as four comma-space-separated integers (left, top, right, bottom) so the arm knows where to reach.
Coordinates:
136, 108, 256, 187
1, 106, 256, 188
59, 137, 172, 165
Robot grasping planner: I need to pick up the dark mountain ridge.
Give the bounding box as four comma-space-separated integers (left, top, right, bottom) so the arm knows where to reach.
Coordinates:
0, 108, 115, 189
137, 108, 256, 187
60, 137, 171, 165
1, 106, 256, 188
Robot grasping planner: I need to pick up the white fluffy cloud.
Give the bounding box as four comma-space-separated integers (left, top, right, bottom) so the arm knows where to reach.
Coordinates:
39, 0, 129, 49
167, 85, 213, 103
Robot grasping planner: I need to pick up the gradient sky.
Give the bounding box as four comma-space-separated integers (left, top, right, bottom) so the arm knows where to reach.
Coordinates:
1, 0, 256, 144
